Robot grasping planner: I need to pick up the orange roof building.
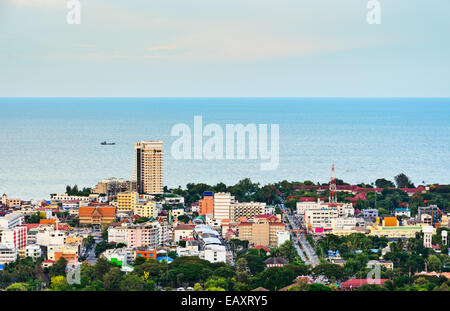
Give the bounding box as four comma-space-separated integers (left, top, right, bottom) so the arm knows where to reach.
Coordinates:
383, 217, 398, 227
54, 252, 77, 265
79, 206, 116, 225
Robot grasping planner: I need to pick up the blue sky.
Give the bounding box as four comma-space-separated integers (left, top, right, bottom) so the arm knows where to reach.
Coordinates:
0, 0, 449, 97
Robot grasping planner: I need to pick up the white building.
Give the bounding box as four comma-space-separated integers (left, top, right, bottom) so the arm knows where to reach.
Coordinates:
0, 226, 27, 249
0, 244, 17, 265
108, 225, 129, 244
176, 240, 200, 257
297, 198, 325, 215
0, 212, 24, 229
36, 230, 66, 247
51, 193, 92, 202
162, 195, 185, 206
263, 205, 276, 215
304, 207, 339, 232
423, 226, 434, 248
213, 192, 232, 223
173, 224, 194, 243
201, 244, 227, 263
25, 244, 42, 259
102, 247, 129, 265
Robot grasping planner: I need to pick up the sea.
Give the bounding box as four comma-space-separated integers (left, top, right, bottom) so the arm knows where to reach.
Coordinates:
0, 98, 449, 200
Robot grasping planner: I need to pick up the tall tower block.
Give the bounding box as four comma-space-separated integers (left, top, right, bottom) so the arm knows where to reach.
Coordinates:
134, 141, 163, 194
329, 164, 337, 207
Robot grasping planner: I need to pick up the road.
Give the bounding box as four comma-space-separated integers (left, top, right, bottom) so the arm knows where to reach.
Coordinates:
279, 195, 320, 267
80, 229, 102, 264
279, 196, 309, 264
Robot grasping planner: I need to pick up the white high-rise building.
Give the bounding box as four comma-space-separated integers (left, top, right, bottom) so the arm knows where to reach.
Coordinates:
213, 192, 232, 223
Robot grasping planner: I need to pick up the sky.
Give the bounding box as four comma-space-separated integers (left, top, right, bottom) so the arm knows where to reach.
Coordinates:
0, 0, 449, 97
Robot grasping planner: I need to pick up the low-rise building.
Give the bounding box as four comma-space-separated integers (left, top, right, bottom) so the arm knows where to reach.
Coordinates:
25, 244, 42, 259
48, 243, 80, 265
201, 244, 226, 263
173, 224, 195, 243
134, 201, 158, 219
102, 247, 129, 266
264, 257, 288, 268
0, 245, 17, 265
79, 206, 116, 225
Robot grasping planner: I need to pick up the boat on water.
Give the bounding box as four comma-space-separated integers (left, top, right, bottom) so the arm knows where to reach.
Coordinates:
100, 141, 116, 145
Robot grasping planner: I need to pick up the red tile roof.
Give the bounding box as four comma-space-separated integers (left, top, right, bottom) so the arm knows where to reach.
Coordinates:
174, 224, 195, 230
253, 245, 270, 252
254, 214, 278, 221
26, 223, 40, 231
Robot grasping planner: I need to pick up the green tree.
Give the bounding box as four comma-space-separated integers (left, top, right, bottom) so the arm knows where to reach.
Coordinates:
375, 178, 395, 189
120, 273, 145, 291
103, 267, 123, 291
313, 263, 346, 282
394, 173, 415, 188
5, 283, 29, 291
49, 257, 68, 278
278, 240, 298, 262
193, 282, 203, 291
427, 255, 442, 272
50, 275, 71, 291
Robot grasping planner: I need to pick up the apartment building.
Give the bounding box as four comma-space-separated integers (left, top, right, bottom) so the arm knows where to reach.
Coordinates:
25, 244, 42, 259
134, 200, 158, 219
199, 192, 214, 216
0, 245, 17, 265
304, 206, 339, 233
238, 215, 286, 247
108, 224, 129, 245
127, 222, 162, 249
213, 192, 232, 223
93, 178, 137, 196
117, 192, 138, 214
134, 141, 163, 194
0, 225, 27, 249
108, 221, 163, 249
230, 202, 266, 222
213, 192, 266, 224
36, 230, 66, 247
0, 211, 24, 229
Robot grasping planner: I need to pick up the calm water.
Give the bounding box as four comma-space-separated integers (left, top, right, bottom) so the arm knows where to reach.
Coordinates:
0, 98, 449, 199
